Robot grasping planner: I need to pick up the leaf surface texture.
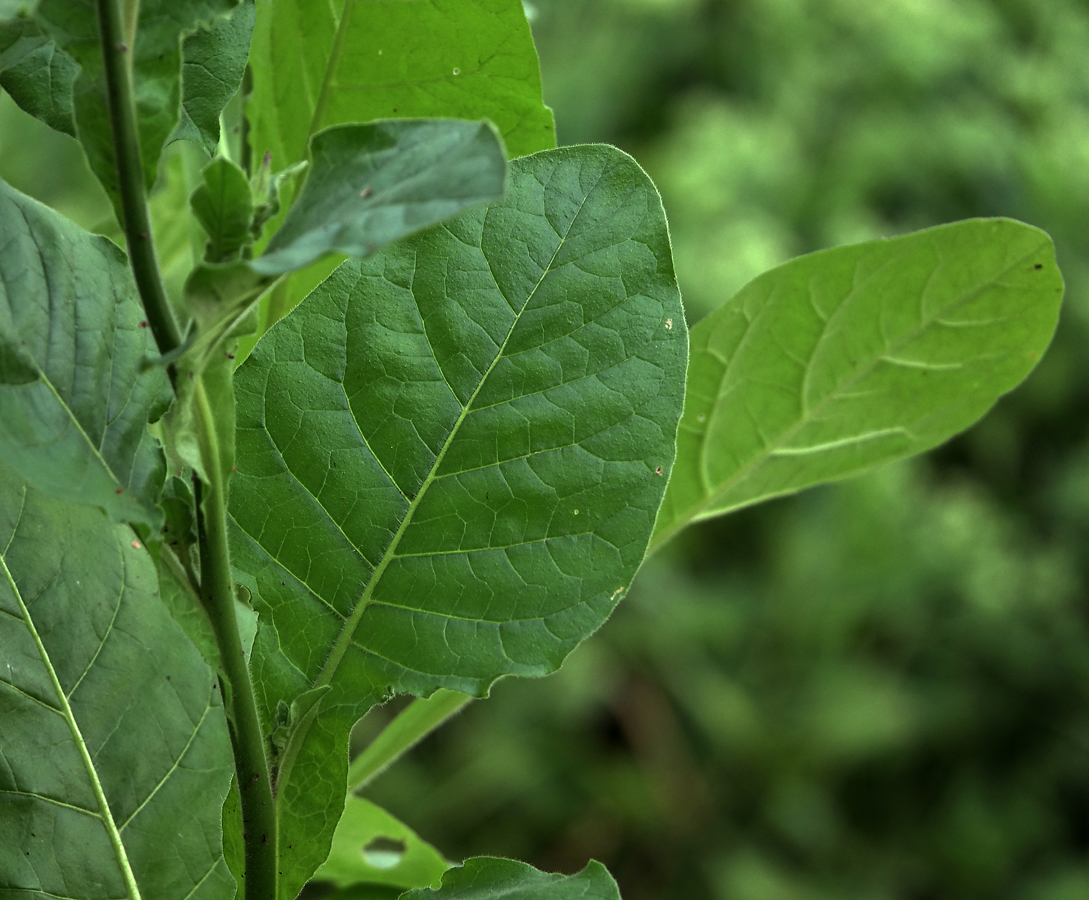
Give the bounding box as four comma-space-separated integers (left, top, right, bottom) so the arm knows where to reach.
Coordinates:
0, 180, 169, 531
228, 145, 687, 898
0, 464, 234, 900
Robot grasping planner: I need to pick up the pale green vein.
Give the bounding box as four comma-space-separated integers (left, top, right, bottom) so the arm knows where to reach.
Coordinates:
117, 700, 215, 831
0, 548, 142, 900
0, 789, 99, 817
272, 180, 593, 796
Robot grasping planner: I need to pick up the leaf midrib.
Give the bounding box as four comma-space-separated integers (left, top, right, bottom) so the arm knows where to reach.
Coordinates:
651, 235, 1049, 551
308, 0, 356, 139
273, 178, 598, 794
0, 490, 143, 900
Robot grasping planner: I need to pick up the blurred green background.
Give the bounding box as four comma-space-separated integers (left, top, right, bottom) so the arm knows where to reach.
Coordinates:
5, 1, 1089, 897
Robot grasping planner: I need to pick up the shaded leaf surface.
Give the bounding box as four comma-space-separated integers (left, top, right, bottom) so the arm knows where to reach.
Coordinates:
229, 145, 686, 898
0, 463, 234, 900
0, 179, 169, 531
400, 858, 621, 900
315, 796, 450, 889
253, 119, 507, 276
0, 0, 244, 217
0, 15, 78, 136
653, 218, 1063, 548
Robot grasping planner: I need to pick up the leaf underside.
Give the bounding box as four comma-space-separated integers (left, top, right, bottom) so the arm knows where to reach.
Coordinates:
0, 463, 234, 900
228, 144, 687, 898
253, 119, 508, 276
653, 218, 1064, 549
0, 179, 170, 532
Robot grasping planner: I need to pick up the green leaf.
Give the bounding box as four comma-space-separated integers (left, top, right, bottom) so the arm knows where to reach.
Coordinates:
253, 119, 508, 276
652, 218, 1064, 549
248, 0, 554, 176
172, 0, 255, 155
0, 463, 235, 899
239, 0, 554, 360
0, 15, 78, 136
228, 145, 686, 899
0, 1, 246, 218
315, 797, 450, 889
0, 178, 170, 532
400, 858, 622, 900
191, 156, 256, 263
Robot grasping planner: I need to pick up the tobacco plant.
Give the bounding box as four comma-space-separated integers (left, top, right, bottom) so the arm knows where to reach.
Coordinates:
0, 1, 1065, 898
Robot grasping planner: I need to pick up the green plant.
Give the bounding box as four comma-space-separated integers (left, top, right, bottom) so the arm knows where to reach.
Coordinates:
0, 1, 1065, 898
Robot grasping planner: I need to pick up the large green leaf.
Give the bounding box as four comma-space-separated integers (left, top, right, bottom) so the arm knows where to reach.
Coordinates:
0, 463, 235, 900
0, 1, 248, 218
315, 796, 450, 889
652, 218, 1063, 550
253, 119, 507, 276
248, 0, 554, 174
0, 179, 170, 532
400, 858, 622, 900
228, 145, 686, 898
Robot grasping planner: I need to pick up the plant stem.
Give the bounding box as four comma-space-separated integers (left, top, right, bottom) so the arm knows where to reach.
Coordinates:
97, 0, 182, 364
348, 690, 472, 792
193, 379, 277, 900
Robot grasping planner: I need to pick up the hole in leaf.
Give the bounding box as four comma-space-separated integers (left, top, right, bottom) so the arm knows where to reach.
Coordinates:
362, 836, 406, 870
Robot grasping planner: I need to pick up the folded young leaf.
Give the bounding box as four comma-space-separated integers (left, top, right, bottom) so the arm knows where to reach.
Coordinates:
0, 179, 170, 532
171, 0, 255, 155
652, 218, 1064, 550
190, 156, 256, 264
228, 145, 687, 898
0, 0, 248, 218
399, 858, 621, 900
0, 463, 235, 900
315, 796, 450, 890
252, 119, 508, 276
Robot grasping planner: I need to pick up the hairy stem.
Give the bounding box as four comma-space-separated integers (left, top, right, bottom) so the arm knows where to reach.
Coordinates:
97, 0, 182, 365
349, 690, 472, 792
193, 379, 277, 900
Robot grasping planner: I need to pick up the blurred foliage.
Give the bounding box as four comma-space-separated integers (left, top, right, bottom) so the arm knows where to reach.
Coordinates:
6, 1, 1089, 897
